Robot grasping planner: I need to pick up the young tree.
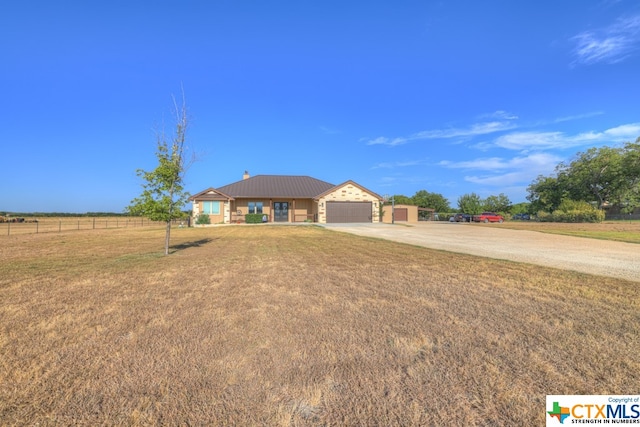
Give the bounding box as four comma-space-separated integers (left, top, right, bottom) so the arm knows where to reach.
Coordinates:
527, 175, 565, 213
483, 193, 511, 213
388, 194, 413, 205
127, 93, 193, 255
457, 192, 483, 214
510, 202, 531, 215
412, 190, 450, 212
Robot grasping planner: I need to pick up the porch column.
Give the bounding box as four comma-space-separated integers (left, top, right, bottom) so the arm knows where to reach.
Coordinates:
292, 199, 296, 222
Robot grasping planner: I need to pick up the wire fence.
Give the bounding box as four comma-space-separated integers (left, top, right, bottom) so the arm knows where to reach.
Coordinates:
0, 217, 187, 237
605, 213, 640, 220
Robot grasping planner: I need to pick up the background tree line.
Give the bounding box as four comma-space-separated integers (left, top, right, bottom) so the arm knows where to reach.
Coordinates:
391, 137, 639, 222
527, 138, 640, 215
387, 190, 519, 217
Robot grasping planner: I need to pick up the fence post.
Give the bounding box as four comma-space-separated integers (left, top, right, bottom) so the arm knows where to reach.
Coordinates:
7, 221, 10, 236
36, 221, 38, 234
93, 218, 95, 229
77, 220, 80, 230
59, 220, 61, 233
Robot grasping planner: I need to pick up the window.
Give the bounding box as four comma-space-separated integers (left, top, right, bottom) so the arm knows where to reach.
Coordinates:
248, 201, 263, 214
202, 201, 220, 215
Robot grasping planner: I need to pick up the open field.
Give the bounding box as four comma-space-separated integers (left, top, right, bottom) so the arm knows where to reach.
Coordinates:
1, 226, 639, 425
0, 216, 169, 236
495, 220, 640, 244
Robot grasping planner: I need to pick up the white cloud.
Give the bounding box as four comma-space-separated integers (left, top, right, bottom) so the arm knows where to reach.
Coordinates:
572, 33, 628, 64
465, 171, 535, 186
319, 126, 341, 135
436, 121, 640, 190
413, 121, 517, 140
604, 123, 640, 137
366, 136, 391, 146
553, 111, 604, 123
440, 153, 562, 172
571, 14, 640, 65
440, 157, 511, 170
494, 132, 570, 150
439, 153, 562, 188
365, 119, 517, 146
478, 110, 519, 120
494, 123, 640, 151
371, 159, 427, 169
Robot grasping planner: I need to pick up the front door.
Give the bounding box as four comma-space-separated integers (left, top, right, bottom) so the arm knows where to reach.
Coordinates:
273, 202, 289, 222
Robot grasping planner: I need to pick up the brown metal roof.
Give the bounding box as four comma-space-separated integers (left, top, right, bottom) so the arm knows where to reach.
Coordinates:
216, 175, 336, 198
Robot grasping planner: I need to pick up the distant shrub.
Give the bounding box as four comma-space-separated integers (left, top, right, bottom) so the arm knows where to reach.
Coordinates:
434, 212, 453, 221
551, 209, 605, 223
245, 213, 266, 224
537, 211, 552, 222
195, 214, 211, 225
557, 199, 591, 212
538, 200, 605, 223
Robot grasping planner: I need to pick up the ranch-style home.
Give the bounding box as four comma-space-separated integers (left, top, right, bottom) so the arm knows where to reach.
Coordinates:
189, 172, 383, 224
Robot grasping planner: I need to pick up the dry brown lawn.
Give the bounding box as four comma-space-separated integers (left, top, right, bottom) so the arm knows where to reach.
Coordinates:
1, 225, 638, 426
0, 216, 162, 236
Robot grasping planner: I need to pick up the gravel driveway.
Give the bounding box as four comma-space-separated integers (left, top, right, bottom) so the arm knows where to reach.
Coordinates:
322, 222, 640, 282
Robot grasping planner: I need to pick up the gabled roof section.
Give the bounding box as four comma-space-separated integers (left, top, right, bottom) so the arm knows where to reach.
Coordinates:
314, 180, 383, 201
188, 187, 234, 201
216, 175, 336, 198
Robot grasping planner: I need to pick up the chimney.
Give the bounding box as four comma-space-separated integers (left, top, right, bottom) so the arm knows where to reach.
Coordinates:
243, 170, 250, 180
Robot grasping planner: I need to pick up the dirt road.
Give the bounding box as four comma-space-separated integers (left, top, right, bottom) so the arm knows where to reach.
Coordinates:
322, 222, 640, 282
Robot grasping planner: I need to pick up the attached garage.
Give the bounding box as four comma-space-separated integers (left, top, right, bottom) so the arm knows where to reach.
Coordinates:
315, 181, 383, 223
326, 201, 372, 223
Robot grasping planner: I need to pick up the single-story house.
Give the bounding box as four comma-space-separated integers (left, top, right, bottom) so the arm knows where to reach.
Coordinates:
189, 172, 383, 224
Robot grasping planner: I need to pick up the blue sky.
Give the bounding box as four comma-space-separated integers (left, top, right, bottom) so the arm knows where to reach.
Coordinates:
2, 1, 640, 212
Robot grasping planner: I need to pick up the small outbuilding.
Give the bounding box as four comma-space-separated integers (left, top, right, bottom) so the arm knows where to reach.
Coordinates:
382, 204, 419, 223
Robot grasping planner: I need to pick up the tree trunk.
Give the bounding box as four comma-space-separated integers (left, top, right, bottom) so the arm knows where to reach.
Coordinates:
164, 221, 171, 256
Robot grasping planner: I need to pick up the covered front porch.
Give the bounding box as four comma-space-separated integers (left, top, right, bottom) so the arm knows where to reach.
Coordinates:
230, 198, 318, 223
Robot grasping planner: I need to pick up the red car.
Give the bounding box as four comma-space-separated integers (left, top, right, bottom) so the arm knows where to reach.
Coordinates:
472, 212, 504, 223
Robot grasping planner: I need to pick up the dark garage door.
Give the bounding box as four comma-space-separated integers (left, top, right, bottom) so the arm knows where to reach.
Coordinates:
326, 201, 372, 223
394, 208, 408, 221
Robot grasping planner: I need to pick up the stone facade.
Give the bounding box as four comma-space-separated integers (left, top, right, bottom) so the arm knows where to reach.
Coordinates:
317, 182, 381, 223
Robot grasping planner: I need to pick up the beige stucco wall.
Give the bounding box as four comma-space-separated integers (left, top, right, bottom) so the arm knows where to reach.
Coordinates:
233, 199, 271, 216
233, 199, 316, 222
192, 200, 230, 224
317, 183, 381, 223
292, 199, 314, 222
382, 204, 418, 223
192, 191, 231, 224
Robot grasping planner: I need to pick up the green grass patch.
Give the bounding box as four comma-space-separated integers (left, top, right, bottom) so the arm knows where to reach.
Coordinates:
536, 229, 640, 243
